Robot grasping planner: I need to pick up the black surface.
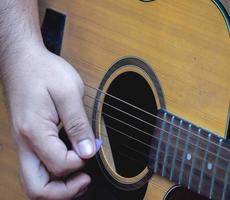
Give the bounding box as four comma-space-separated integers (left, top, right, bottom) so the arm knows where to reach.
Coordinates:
165, 186, 208, 200
59, 128, 148, 200
226, 113, 230, 141
102, 72, 157, 178
41, 9, 66, 55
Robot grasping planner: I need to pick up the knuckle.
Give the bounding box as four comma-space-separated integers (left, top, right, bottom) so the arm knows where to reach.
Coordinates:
18, 119, 34, 139
66, 117, 88, 137
63, 77, 84, 97
65, 81, 77, 93
49, 164, 66, 177
15, 111, 36, 135
76, 77, 84, 97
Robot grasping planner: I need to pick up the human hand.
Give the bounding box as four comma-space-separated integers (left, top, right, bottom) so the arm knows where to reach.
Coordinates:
2, 45, 100, 200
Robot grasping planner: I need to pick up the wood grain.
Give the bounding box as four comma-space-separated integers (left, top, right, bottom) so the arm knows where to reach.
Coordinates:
38, 0, 229, 199
0, 1, 229, 199
0, 86, 26, 200
39, 0, 230, 136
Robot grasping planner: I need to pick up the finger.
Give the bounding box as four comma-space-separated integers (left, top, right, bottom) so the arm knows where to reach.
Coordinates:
19, 146, 90, 200
28, 127, 85, 176
50, 82, 96, 159
43, 174, 90, 200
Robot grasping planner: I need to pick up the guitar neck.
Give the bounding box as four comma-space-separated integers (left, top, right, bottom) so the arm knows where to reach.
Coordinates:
149, 109, 230, 200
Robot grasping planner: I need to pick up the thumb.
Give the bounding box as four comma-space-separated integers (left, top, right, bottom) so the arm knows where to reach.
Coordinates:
51, 84, 96, 159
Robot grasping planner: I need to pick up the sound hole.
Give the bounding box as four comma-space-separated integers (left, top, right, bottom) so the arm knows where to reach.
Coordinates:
165, 186, 208, 200
102, 71, 157, 177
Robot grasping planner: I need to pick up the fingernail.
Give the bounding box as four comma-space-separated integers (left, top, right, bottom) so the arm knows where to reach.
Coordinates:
95, 139, 103, 152
76, 139, 94, 157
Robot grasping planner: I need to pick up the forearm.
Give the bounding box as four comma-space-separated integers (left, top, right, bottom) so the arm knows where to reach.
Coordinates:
0, 0, 43, 75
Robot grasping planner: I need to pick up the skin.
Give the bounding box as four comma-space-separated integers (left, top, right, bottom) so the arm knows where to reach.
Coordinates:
0, 0, 99, 199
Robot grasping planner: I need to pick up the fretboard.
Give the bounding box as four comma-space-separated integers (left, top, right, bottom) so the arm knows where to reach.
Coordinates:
148, 109, 230, 200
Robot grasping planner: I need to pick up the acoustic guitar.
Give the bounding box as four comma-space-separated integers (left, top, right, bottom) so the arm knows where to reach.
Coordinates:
38, 0, 230, 199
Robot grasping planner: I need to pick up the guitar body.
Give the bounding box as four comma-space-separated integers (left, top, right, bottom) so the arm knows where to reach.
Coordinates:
39, 1, 230, 199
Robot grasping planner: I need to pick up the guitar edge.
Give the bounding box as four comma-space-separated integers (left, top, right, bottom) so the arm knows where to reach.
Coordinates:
38, 0, 230, 199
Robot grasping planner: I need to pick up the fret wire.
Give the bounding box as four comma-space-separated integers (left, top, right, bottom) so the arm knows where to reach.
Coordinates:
162, 116, 175, 177
179, 124, 192, 184
90, 116, 227, 184
101, 135, 226, 199
154, 112, 167, 173
85, 93, 229, 162
222, 161, 230, 200
198, 133, 212, 194
85, 104, 229, 173
210, 138, 223, 199
188, 128, 202, 190
100, 142, 195, 192
169, 119, 183, 180
99, 142, 164, 192
85, 85, 230, 154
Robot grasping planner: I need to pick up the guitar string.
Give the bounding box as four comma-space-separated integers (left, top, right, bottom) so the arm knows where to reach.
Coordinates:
85, 105, 229, 174
89, 116, 227, 183
102, 144, 224, 192
99, 142, 173, 190
101, 141, 226, 191
85, 84, 230, 154
103, 142, 226, 186
84, 92, 229, 162
85, 103, 228, 164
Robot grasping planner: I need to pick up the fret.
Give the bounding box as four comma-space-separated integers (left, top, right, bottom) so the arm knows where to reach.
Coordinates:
151, 109, 230, 200
154, 112, 167, 173
209, 138, 223, 199
162, 116, 175, 177
169, 119, 183, 180
178, 124, 192, 184
188, 128, 202, 190
149, 110, 230, 200
198, 133, 212, 194
222, 161, 230, 200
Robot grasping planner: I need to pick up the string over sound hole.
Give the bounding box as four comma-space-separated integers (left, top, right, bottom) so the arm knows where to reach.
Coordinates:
102, 71, 157, 178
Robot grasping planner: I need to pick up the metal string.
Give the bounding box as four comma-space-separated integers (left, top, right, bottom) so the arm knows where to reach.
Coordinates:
85, 105, 228, 175
85, 84, 230, 154
89, 115, 227, 183
84, 92, 229, 163
101, 138, 226, 188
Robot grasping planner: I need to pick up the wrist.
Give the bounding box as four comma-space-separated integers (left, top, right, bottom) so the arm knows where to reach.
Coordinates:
0, 0, 44, 75
0, 41, 46, 84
